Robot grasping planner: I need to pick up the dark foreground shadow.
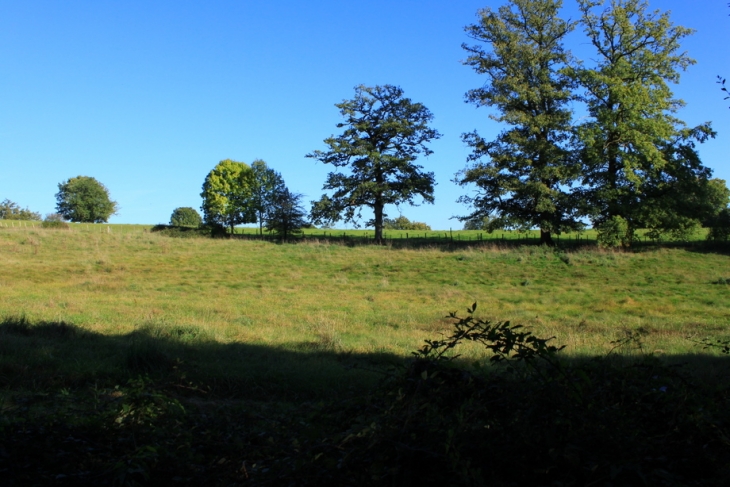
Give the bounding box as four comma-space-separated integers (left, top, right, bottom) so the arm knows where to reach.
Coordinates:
0, 316, 402, 400
2, 316, 730, 486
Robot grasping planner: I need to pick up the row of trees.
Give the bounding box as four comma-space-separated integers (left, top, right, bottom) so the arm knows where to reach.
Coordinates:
198, 159, 307, 238
301, 0, 728, 246
456, 0, 727, 245
12, 1, 724, 245
0, 199, 41, 221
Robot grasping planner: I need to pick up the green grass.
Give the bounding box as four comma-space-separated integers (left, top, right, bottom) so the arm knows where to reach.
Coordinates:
1, 224, 727, 358
2, 224, 729, 485
1, 223, 728, 392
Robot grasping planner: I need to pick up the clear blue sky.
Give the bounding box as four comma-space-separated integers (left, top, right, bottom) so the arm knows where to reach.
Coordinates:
1, 0, 728, 230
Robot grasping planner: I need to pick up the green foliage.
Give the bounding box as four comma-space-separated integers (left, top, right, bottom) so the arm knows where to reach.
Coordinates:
707, 208, 730, 242
41, 213, 70, 229
200, 159, 256, 234
596, 215, 632, 248
264, 187, 308, 240
290, 305, 730, 485
308, 84, 440, 244
382, 215, 431, 231
457, 0, 580, 246
150, 223, 219, 238
457, 0, 716, 247
55, 176, 118, 223
0, 198, 41, 220
574, 0, 714, 240
461, 215, 493, 231
169, 206, 202, 227
251, 159, 286, 236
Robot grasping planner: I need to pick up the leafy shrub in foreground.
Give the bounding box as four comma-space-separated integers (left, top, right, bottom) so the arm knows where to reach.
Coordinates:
284, 303, 730, 486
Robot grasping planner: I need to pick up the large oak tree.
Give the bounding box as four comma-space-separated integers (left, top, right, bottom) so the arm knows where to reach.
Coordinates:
574, 0, 716, 242
307, 84, 440, 244
456, 0, 580, 245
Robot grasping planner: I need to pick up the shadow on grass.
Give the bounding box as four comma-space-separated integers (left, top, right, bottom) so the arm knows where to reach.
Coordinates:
151, 223, 730, 255
0, 316, 401, 401
3, 315, 730, 486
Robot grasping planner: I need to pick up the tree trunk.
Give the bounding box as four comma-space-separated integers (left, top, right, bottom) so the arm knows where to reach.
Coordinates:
373, 201, 384, 245
540, 229, 555, 246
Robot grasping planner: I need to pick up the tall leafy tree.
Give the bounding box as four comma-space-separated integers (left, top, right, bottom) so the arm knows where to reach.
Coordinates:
574, 0, 715, 241
456, 0, 580, 246
55, 176, 118, 223
265, 187, 308, 241
250, 159, 285, 236
200, 159, 256, 234
307, 84, 440, 244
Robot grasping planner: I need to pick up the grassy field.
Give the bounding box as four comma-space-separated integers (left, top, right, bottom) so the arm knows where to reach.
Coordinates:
1, 223, 727, 348
2, 223, 729, 484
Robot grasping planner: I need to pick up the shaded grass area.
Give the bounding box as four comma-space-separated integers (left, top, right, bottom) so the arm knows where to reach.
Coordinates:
0, 316, 392, 400
2, 227, 730, 484
0, 316, 396, 486
1, 315, 729, 486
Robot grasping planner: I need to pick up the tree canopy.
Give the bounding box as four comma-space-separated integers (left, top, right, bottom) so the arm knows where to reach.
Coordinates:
456, 0, 580, 245
250, 159, 285, 235
200, 159, 256, 234
383, 215, 431, 231
456, 0, 719, 246
55, 176, 118, 223
265, 187, 308, 241
0, 199, 41, 221
170, 207, 203, 227
307, 84, 440, 244
573, 0, 714, 243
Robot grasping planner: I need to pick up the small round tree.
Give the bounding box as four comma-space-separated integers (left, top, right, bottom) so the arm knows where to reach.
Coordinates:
170, 207, 203, 227
56, 176, 118, 223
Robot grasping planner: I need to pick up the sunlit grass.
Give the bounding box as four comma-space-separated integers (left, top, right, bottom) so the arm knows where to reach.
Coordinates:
1, 224, 727, 363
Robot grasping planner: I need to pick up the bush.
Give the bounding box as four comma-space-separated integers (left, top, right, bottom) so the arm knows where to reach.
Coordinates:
707, 208, 730, 242
150, 224, 216, 238
383, 215, 431, 231
265, 188, 308, 240
596, 215, 632, 248
169, 207, 202, 227
41, 213, 69, 229
461, 215, 492, 231
277, 303, 730, 486
0, 199, 41, 221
